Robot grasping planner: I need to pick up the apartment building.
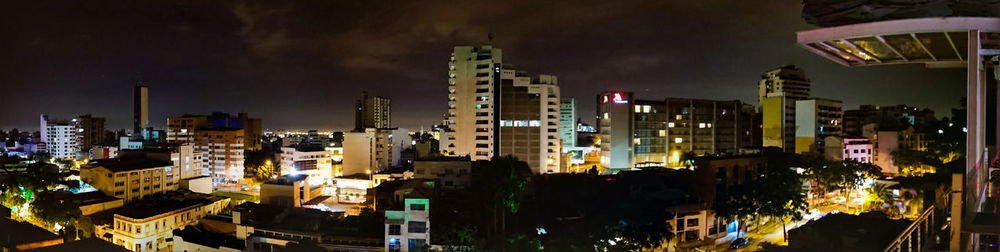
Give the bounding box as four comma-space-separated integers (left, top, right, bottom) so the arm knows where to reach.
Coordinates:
81, 158, 176, 202
385, 198, 431, 252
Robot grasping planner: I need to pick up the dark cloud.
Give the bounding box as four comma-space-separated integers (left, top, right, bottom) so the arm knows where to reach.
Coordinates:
0, 0, 965, 131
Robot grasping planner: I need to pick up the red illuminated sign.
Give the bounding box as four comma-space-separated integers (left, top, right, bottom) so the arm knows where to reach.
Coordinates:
612, 92, 627, 104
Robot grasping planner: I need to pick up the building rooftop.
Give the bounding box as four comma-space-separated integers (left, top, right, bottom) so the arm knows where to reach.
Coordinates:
414, 155, 471, 162
373, 179, 436, 203
87, 158, 172, 172
265, 174, 308, 185
337, 173, 370, 180
71, 191, 121, 206
28, 238, 130, 252
257, 207, 337, 234
181, 175, 212, 180
115, 199, 204, 219
285, 143, 326, 152
0, 217, 61, 248
375, 166, 412, 175
105, 191, 224, 220
173, 225, 246, 250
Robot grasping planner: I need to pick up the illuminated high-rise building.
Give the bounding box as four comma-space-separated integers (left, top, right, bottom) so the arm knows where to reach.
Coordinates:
497, 71, 561, 173
559, 98, 577, 148
76, 114, 106, 150
759, 65, 811, 152
354, 91, 391, 131
602, 96, 756, 169
443, 45, 560, 173
40, 114, 79, 159
443, 46, 502, 160
166, 112, 258, 186
133, 84, 149, 133
794, 98, 843, 154
597, 92, 635, 171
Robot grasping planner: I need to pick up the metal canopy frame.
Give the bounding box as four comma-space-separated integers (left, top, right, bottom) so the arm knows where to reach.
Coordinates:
797, 17, 1000, 67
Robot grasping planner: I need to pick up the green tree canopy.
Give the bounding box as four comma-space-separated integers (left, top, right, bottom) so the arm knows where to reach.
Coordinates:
30, 190, 81, 230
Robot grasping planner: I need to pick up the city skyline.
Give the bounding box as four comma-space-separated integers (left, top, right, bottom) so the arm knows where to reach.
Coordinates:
0, 0, 966, 131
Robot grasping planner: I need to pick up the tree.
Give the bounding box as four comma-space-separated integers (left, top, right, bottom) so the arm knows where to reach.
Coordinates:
244, 149, 276, 183
53, 158, 76, 170
863, 183, 899, 218
470, 156, 532, 241
76, 216, 94, 239
890, 149, 938, 175
30, 190, 81, 230
756, 152, 808, 242
807, 159, 880, 198
29, 152, 51, 163
606, 199, 675, 251
713, 183, 759, 239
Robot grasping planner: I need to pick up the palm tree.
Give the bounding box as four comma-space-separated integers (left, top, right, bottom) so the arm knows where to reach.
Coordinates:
865, 183, 894, 215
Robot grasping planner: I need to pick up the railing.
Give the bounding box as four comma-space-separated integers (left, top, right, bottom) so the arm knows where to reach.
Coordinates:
882, 192, 950, 252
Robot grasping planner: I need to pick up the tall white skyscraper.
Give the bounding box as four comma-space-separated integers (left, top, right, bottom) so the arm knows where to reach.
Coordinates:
40, 114, 80, 159
444, 46, 502, 160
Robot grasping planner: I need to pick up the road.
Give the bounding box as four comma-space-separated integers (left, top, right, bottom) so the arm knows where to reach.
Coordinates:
695, 198, 860, 251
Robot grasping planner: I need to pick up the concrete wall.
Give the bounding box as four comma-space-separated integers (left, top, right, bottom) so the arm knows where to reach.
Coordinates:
343, 129, 375, 176
181, 176, 213, 194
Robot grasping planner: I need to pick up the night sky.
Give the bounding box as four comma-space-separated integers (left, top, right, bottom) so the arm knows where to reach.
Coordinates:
0, 0, 966, 131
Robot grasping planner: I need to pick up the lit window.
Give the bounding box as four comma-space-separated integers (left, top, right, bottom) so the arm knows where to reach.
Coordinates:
674, 138, 682, 143
603, 113, 609, 119
668, 122, 675, 128
698, 123, 706, 129
675, 115, 682, 120
634, 105, 641, 113
643, 105, 651, 113
707, 123, 712, 128
658, 130, 666, 137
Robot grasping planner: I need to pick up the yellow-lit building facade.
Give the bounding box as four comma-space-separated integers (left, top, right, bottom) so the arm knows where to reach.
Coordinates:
758, 65, 811, 152
80, 158, 177, 203
98, 196, 229, 252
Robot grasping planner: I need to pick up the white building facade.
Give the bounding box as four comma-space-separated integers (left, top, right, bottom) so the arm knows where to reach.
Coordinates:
443, 46, 502, 160
279, 145, 333, 182
385, 198, 430, 252
40, 114, 80, 159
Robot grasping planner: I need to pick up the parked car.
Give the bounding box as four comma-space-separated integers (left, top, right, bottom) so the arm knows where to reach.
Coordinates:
730, 237, 749, 249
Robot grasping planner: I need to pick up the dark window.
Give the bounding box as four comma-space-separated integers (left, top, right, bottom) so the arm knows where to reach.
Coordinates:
410, 204, 426, 211
687, 218, 699, 227
389, 225, 401, 235
408, 221, 426, 233
408, 239, 427, 251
